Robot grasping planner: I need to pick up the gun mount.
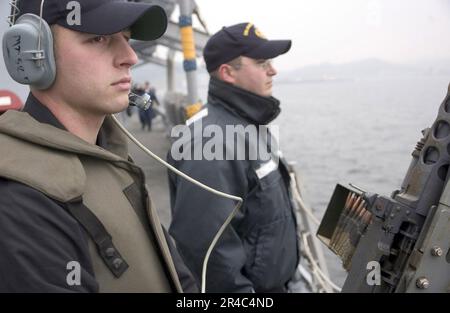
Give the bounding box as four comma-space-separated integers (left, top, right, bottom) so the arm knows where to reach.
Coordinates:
318, 83, 450, 293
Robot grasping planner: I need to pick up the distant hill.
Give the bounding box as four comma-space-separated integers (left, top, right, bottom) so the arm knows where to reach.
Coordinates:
277, 58, 450, 84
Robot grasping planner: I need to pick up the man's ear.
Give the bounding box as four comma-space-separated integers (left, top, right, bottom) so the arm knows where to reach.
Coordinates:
217, 64, 236, 84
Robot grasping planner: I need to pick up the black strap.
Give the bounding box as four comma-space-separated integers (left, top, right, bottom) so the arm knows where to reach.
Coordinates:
66, 200, 129, 278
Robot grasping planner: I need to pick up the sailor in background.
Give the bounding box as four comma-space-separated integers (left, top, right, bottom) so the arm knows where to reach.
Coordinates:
168, 23, 302, 292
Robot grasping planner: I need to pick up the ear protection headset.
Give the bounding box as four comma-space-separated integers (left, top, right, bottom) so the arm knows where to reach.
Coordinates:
2, 0, 56, 90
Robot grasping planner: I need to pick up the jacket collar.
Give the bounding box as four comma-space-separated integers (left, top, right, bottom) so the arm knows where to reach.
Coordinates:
23, 93, 66, 131
2, 92, 129, 160
208, 77, 281, 125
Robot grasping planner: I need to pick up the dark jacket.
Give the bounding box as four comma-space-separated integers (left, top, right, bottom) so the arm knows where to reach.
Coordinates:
168, 78, 299, 293
0, 93, 197, 293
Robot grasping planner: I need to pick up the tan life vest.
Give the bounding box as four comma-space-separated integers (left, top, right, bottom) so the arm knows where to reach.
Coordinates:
0, 110, 183, 292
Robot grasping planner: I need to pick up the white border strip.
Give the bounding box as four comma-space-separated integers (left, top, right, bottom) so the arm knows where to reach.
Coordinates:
256, 159, 278, 179
186, 108, 208, 126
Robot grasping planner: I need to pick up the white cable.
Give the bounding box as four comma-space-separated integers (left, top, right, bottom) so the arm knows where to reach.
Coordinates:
289, 173, 321, 226
300, 235, 335, 292
111, 115, 243, 293
300, 232, 342, 292
201, 199, 243, 293
290, 174, 342, 292
298, 234, 329, 292
288, 172, 337, 292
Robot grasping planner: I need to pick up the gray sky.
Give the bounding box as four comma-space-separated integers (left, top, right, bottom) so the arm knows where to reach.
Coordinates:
193, 0, 450, 70
2, 0, 450, 100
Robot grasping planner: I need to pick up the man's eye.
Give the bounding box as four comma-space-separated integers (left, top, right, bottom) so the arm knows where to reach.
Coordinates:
91, 36, 107, 43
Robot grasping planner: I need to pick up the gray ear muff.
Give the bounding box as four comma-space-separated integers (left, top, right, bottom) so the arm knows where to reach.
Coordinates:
2, 13, 56, 90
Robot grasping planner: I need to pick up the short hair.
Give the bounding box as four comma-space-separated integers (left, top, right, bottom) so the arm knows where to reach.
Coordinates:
210, 56, 242, 79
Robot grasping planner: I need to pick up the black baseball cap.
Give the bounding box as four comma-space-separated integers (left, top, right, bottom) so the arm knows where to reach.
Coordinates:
15, 0, 167, 41
203, 23, 291, 73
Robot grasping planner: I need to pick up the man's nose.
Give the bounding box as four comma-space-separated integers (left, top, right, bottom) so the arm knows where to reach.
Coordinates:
267, 63, 277, 76
115, 35, 138, 68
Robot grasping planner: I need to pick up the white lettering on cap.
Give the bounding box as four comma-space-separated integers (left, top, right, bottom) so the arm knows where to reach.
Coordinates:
67, 1, 81, 26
